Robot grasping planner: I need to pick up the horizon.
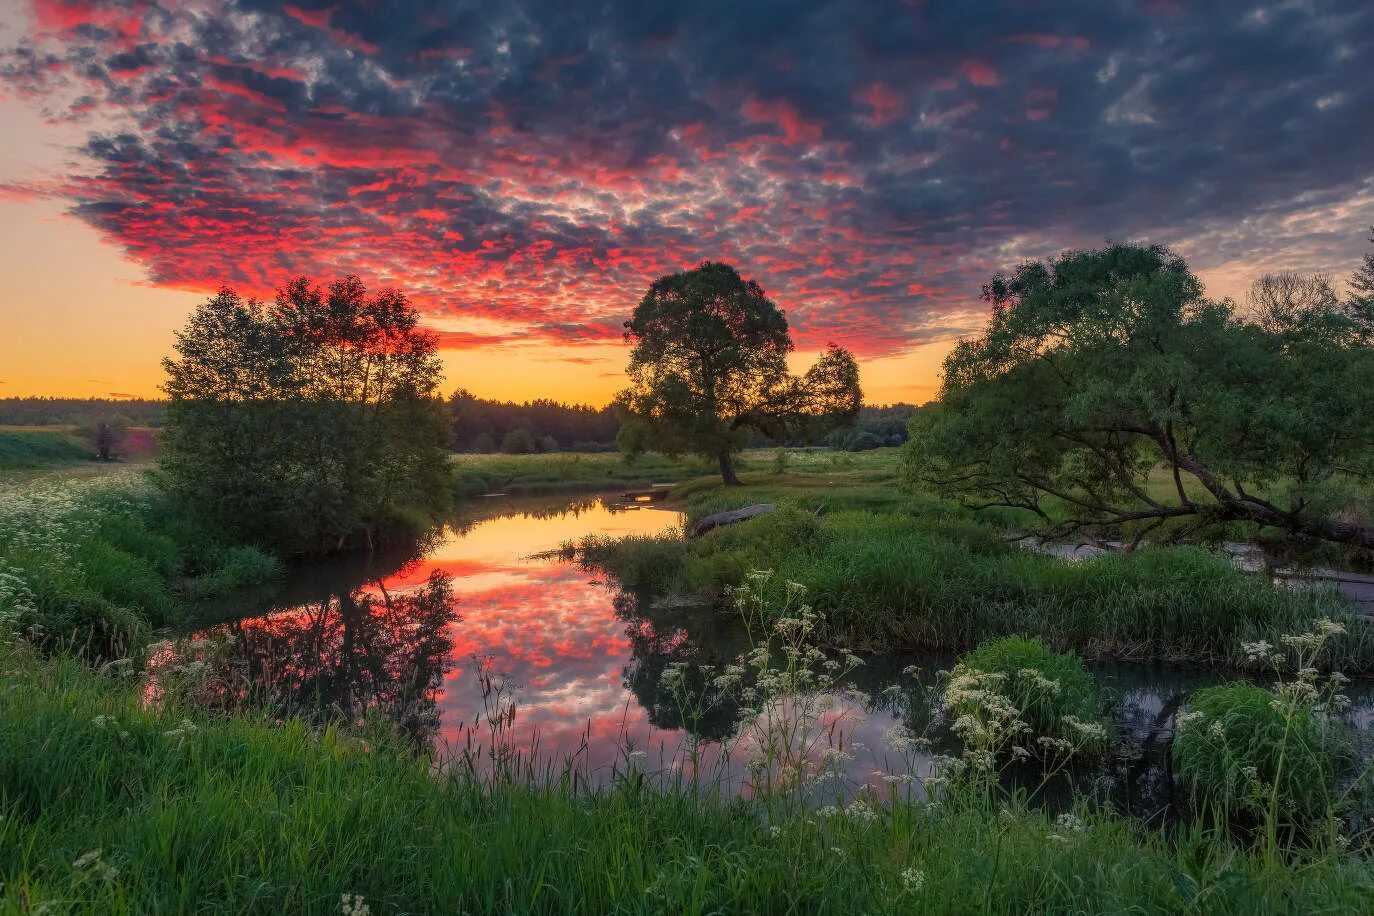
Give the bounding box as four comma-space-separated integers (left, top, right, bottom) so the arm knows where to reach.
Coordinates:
2, 1, 1372, 403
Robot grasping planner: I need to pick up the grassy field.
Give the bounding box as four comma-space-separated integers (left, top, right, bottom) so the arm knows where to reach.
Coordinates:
0, 426, 93, 469
453, 449, 736, 498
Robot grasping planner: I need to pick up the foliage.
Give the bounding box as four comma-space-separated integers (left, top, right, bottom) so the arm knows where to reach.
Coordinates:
582, 494, 1373, 670
904, 242, 1374, 550
160, 277, 451, 555
1347, 226, 1374, 326
500, 426, 537, 454
0, 475, 280, 661
90, 414, 131, 462
1173, 620, 1356, 838
6, 613, 1374, 912
822, 404, 922, 450
0, 397, 166, 428
618, 262, 861, 484
949, 636, 1108, 756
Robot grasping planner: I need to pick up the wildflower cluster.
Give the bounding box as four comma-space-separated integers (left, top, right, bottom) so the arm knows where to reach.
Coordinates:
341, 893, 371, 916
941, 662, 1105, 786
656, 570, 876, 803
0, 475, 155, 642
144, 632, 241, 708
1174, 618, 1360, 845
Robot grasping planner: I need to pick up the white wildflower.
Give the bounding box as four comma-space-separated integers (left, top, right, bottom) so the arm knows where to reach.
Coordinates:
900, 867, 926, 893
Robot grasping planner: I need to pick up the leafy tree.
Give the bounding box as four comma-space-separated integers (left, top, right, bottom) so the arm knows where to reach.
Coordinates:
617, 262, 862, 484
903, 243, 1374, 549
161, 277, 450, 554
90, 414, 131, 461
501, 427, 536, 454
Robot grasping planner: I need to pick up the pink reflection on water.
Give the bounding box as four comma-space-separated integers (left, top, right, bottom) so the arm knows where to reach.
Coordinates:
413, 501, 686, 776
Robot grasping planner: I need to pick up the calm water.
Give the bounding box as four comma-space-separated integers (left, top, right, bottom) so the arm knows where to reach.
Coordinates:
167, 494, 1374, 812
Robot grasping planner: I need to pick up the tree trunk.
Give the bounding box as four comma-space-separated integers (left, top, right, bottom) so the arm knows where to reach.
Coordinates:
718, 450, 741, 486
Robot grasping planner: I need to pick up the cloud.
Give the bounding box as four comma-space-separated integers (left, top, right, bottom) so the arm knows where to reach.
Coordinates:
4, 0, 1373, 358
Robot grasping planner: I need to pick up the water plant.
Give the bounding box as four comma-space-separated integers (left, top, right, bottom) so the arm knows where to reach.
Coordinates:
584, 503, 1374, 670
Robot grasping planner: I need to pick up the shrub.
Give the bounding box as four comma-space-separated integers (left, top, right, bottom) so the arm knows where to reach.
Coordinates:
947, 636, 1109, 757
501, 428, 536, 454
1172, 682, 1342, 826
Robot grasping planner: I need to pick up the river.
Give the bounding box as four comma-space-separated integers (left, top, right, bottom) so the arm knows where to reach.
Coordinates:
165, 493, 1374, 813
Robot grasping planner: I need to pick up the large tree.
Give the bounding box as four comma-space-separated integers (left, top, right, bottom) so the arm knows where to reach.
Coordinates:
617, 262, 862, 484
903, 243, 1374, 549
161, 276, 450, 554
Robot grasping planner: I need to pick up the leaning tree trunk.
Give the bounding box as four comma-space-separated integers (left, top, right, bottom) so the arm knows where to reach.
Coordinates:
718, 450, 741, 486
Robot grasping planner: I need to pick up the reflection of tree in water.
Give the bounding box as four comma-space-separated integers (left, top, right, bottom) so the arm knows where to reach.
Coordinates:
615, 589, 746, 742
448, 495, 674, 538
208, 571, 459, 747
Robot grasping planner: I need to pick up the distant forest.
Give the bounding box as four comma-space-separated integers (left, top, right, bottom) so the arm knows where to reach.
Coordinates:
447, 389, 921, 454
0, 394, 921, 454
0, 397, 166, 427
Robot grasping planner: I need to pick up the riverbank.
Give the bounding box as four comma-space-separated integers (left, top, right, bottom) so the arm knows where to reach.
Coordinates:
577, 449, 1374, 672
4, 455, 1374, 912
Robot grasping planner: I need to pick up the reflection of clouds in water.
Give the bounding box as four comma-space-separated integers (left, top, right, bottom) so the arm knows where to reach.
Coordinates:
193, 495, 1374, 801
393, 500, 690, 776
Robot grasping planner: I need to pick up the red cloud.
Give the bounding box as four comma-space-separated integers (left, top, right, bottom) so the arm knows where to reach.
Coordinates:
960, 59, 1001, 87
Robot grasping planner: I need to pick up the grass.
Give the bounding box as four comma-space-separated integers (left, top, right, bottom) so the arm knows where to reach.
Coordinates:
1173, 683, 1340, 828
0, 472, 281, 660
448, 447, 905, 501
0, 427, 92, 469
580, 450, 1374, 671
951, 636, 1109, 753
4, 447, 1374, 911
450, 450, 718, 499
4, 639, 1374, 914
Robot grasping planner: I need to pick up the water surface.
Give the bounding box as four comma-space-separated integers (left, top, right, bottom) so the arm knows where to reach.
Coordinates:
173, 494, 1374, 812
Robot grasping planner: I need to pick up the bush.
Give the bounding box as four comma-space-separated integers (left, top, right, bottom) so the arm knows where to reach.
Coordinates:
501, 428, 537, 454
949, 636, 1109, 756
1172, 683, 1341, 825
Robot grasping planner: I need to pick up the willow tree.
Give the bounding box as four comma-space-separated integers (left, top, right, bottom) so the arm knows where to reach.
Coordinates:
903, 242, 1374, 549
617, 262, 862, 484
161, 276, 450, 554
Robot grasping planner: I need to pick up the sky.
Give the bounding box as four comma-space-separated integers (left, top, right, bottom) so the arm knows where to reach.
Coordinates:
1, 0, 1372, 405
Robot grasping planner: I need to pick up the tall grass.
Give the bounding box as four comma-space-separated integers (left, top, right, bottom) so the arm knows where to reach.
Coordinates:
4, 628, 1373, 912
582, 505, 1374, 670
0, 475, 281, 659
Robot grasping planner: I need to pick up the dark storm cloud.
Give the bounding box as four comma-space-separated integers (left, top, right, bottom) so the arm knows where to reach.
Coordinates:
4, 0, 1373, 352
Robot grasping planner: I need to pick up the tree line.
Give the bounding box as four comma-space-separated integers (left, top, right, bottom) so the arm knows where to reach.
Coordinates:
444, 390, 918, 454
